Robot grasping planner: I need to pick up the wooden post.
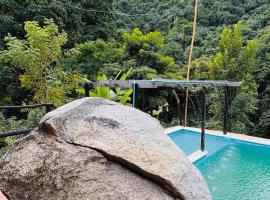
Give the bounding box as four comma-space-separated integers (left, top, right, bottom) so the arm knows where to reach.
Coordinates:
132, 83, 139, 108
184, 0, 199, 127
223, 86, 229, 135
228, 87, 232, 132
200, 88, 206, 151
179, 102, 182, 126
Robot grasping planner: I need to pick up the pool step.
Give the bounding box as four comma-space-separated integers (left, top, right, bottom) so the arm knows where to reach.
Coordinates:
189, 150, 208, 163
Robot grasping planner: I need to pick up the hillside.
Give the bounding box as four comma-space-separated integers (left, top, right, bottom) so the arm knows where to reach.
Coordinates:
113, 0, 270, 136
0, 0, 269, 137
114, 0, 270, 61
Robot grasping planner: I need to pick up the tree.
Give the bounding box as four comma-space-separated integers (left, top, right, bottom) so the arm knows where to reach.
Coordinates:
0, 0, 117, 48
62, 28, 181, 81
0, 63, 21, 103
0, 20, 77, 105
255, 110, 270, 138
206, 24, 258, 133
61, 40, 124, 81
122, 28, 181, 79
253, 25, 270, 137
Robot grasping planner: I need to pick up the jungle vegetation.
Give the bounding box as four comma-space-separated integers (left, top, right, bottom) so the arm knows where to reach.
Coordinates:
0, 0, 270, 140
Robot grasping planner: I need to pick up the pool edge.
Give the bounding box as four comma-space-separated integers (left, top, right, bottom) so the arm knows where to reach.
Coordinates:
166, 126, 270, 163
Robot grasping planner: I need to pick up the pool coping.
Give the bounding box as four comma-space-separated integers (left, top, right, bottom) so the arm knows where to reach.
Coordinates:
165, 126, 270, 162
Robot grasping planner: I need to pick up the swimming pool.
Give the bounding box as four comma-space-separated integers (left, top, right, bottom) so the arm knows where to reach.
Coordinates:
168, 129, 270, 200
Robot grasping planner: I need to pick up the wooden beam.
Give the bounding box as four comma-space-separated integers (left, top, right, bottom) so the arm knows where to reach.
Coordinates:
97, 80, 242, 89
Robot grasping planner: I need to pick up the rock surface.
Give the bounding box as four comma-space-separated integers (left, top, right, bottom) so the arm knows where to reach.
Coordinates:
0, 97, 211, 200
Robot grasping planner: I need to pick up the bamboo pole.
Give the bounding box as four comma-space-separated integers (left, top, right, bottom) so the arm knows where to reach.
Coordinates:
184, 0, 199, 127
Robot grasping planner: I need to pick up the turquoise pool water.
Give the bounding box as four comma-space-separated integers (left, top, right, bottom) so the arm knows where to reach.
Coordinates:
169, 129, 270, 200
169, 130, 230, 156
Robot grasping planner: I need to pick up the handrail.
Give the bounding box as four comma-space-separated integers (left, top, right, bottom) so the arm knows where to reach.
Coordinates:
0, 81, 93, 142
0, 103, 53, 109
0, 128, 34, 138
0, 103, 56, 141
0, 103, 55, 113
0, 80, 93, 141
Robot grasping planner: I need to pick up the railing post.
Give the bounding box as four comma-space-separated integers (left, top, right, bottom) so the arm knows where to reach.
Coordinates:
141, 88, 146, 111
223, 86, 229, 135
132, 83, 139, 108
200, 88, 206, 151
45, 103, 55, 113
84, 82, 92, 97
0, 103, 55, 139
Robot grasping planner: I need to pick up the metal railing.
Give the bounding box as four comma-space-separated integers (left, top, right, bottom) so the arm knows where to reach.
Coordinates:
0, 81, 94, 144
0, 103, 55, 140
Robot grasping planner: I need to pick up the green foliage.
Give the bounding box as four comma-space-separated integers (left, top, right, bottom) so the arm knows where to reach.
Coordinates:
255, 110, 270, 138
0, 0, 270, 138
190, 57, 211, 80
253, 25, 270, 137
209, 24, 257, 82
91, 75, 111, 100
163, 27, 185, 65
0, 108, 45, 156
122, 28, 181, 79
205, 24, 258, 133
122, 28, 164, 50
77, 69, 133, 106
114, 0, 269, 67
0, 0, 117, 48
0, 109, 44, 133
0, 62, 21, 103
62, 40, 124, 81
62, 28, 181, 81
0, 20, 79, 106
152, 106, 163, 116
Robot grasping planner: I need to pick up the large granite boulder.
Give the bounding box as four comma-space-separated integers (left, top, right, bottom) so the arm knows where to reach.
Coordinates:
0, 97, 211, 200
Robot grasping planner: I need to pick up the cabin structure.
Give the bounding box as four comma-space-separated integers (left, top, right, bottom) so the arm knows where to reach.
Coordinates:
97, 79, 242, 151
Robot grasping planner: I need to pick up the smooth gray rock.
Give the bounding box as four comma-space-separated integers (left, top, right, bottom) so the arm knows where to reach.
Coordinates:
0, 97, 211, 200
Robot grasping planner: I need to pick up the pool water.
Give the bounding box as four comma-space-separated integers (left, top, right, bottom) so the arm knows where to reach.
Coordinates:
169, 130, 230, 156
169, 129, 270, 200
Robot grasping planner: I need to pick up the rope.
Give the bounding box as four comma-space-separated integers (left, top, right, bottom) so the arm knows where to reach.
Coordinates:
77, 8, 156, 17
30, 4, 157, 17
184, 0, 199, 127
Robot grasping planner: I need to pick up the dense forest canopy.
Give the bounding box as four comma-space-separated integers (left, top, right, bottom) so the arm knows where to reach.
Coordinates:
0, 0, 116, 48
0, 0, 270, 139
